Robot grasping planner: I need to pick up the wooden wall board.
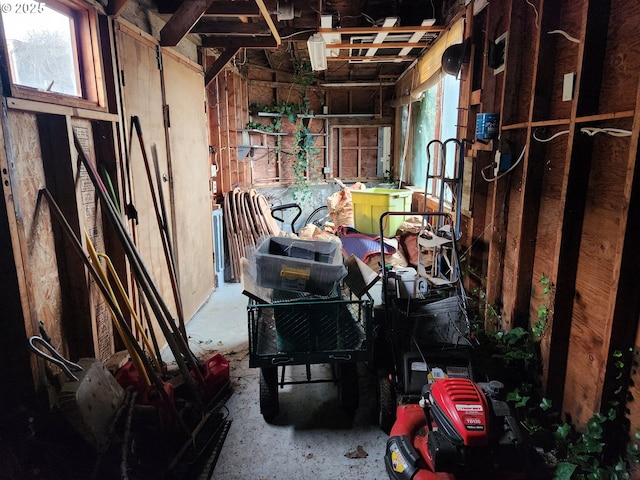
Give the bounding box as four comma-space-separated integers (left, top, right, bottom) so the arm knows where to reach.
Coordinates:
500, 0, 538, 126
530, 138, 567, 389
562, 133, 630, 424
340, 150, 358, 179
71, 119, 114, 361
0, 107, 39, 402
361, 148, 378, 179
329, 90, 349, 115
116, 25, 175, 348
539, 1, 582, 122
162, 53, 215, 320
350, 88, 376, 115
597, 1, 640, 114
8, 113, 69, 353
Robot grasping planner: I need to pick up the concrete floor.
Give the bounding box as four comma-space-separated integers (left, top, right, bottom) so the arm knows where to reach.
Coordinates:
171, 280, 389, 480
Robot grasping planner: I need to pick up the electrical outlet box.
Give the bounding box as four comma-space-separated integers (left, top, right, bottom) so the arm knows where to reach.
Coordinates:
563, 73, 575, 101
323, 167, 331, 174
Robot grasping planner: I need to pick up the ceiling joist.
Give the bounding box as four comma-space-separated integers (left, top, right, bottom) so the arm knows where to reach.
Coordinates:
160, 0, 217, 46
254, 0, 281, 45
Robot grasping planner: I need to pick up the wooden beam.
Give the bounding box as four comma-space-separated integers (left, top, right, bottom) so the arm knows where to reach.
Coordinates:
364, 17, 396, 59
319, 25, 445, 35
254, 0, 281, 45
327, 55, 416, 62
157, 1, 260, 16
326, 42, 427, 50
105, 0, 129, 17
201, 37, 278, 48
160, 0, 217, 47
204, 47, 240, 86
191, 20, 270, 35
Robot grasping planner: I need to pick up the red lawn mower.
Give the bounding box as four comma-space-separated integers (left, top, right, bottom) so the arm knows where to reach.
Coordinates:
384, 377, 527, 480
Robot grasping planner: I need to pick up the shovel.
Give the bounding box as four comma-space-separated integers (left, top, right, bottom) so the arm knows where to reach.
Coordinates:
28, 336, 126, 451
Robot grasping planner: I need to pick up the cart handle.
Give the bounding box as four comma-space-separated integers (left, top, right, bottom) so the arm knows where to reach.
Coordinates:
271, 357, 295, 365
329, 354, 352, 361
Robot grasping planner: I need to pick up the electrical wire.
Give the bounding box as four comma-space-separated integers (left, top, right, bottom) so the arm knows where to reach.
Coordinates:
485, 126, 633, 183
581, 127, 632, 137
481, 144, 527, 182
547, 29, 580, 44
281, 29, 317, 40
532, 127, 633, 143
525, 0, 540, 29
533, 129, 569, 142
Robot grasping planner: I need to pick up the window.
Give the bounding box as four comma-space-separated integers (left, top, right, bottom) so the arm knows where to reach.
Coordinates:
406, 74, 460, 207
1, 0, 104, 107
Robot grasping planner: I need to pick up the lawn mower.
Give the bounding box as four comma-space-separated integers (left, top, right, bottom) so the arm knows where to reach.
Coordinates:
376, 212, 475, 433
384, 377, 527, 480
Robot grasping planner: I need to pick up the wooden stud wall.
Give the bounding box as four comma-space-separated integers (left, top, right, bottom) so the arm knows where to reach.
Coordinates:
463, 0, 640, 440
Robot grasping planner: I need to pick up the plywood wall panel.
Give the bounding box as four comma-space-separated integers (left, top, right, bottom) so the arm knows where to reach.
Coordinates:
8, 112, 65, 352
530, 141, 566, 376
71, 120, 113, 361
361, 149, 378, 178
162, 53, 215, 320
330, 91, 349, 115
116, 26, 175, 345
563, 134, 630, 424
341, 150, 358, 178
597, 1, 640, 114
542, 1, 583, 121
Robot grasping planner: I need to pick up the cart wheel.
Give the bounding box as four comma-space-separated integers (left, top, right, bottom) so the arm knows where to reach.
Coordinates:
338, 363, 359, 416
377, 375, 396, 434
260, 367, 279, 422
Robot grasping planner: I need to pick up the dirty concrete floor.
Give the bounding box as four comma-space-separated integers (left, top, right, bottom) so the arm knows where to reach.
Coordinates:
172, 280, 389, 480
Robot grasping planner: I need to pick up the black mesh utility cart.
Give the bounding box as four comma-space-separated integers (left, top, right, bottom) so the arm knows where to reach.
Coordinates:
247, 285, 373, 422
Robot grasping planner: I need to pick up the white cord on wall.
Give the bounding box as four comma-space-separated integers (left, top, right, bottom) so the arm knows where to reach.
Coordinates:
547, 30, 580, 44
481, 126, 632, 183
481, 145, 527, 182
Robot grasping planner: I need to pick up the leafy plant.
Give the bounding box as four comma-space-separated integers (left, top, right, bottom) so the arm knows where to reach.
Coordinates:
534, 273, 554, 338
291, 121, 320, 204
551, 349, 640, 479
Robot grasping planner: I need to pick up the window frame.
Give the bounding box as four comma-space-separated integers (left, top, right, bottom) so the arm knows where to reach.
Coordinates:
0, 0, 107, 110
406, 73, 461, 209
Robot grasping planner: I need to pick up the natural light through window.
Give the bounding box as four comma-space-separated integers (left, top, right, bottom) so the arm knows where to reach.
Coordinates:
1, 2, 81, 96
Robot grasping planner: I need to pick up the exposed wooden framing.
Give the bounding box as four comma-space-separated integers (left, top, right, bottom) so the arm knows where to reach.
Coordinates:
0, 98, 42, 399
204, 47, 240, 87
160, 0, 217, 47
363, 17, 398, 59
5, 98, 119, 122
201, 37, 278, 48
105, 0, 129, 18
482, 1, 510, 327
502, 0, 545, 332
326, 42, 427, 50
254, 0, 281, 45
158, 2, 261, 16
318, 26, 445, 35
248, 79, 324, 91
191, 21, 270, 34
328, 56, 416, 62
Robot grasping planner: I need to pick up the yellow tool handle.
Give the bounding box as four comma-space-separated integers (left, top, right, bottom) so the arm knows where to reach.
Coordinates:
281, 265, 310, 280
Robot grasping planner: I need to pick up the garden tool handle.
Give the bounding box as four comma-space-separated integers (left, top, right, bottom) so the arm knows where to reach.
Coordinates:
28, 336, 83, 382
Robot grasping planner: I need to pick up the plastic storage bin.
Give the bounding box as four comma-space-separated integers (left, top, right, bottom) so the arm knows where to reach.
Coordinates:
254, 237, 347, 295
351, 188, 412, 237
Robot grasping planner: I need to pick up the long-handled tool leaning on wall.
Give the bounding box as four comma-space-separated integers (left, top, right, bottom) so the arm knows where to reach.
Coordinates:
70, 130, 207, 403
131, 116, 187, 340
37, 189, 189, 436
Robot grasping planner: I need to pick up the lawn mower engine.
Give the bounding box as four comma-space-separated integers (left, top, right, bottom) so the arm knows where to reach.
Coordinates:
385, 378, 526, 480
